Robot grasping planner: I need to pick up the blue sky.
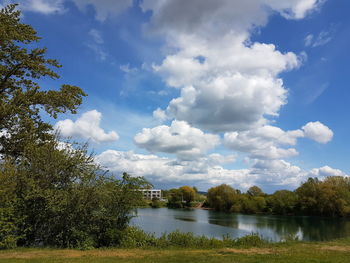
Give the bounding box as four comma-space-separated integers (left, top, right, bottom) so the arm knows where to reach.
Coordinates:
3, 0, 350, 192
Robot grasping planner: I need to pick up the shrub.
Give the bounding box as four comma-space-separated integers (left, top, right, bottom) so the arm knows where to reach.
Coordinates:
235, 234, 267, 247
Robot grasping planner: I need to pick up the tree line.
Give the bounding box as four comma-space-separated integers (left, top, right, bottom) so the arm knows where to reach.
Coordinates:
206, 177, 350, 217
162, 186, 206, 208
0, 4, 149, 249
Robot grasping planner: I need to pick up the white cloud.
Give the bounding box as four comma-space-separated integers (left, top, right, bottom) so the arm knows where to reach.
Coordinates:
304, 34, 314, 46
120, 63, 138, 74
72, 0, 133, 21
308, 166, 348, 178
89, 29, 104, 44
54, 110, 119, 143
251, 159, 305, 187
86, 43, 107, 61
4, 0, 65, 14
134, 120, 220, 160
224, 122, 333, 159
305, 30, 333, 47
86, 29, 107, 61
312, 30, 333, 47
302, 121, 333, 143
153, 108, 167, 122
95, 149, 250, 188
143, 0, 313, 132
224, 125, 304, 159
95, 150, 347, 191
264, 0, 321, 20
141, 0, 320, 38
158, 42, 300, 131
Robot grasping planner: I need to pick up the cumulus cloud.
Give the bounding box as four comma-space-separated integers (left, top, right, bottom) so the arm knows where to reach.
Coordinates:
302, 121, 333, 143
95, 150, 347, 191
224, 126, 304, 160
54, 110, 119, 143
72, 0, 133, 21
251, 159, 306, 187
153, 108, 168, 122
158, 41, 299, 131
308, 166, 348, 178
134, 120, 220, 160
141, 0, 321, 38
142, 0, 318, 132
95, 149, 250, 188
224, 122, 333, 159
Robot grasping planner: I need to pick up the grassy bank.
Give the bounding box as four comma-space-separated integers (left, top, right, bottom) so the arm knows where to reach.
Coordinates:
1, 238, 350, 263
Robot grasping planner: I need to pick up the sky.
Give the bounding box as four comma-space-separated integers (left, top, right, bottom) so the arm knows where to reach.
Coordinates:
2, 0, 350, 193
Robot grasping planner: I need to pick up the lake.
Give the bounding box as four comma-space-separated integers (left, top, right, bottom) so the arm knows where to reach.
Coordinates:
131, 208, 350, 242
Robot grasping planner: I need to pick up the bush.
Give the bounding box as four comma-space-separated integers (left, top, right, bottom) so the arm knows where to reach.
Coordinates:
119, 227, 159, 248
235, 234, 267, 247
118, 227, 268, 249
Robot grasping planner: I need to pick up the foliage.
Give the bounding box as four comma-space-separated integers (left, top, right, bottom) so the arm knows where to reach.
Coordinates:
247, 186, 265, 197
150, 198, 167, 208
0, 4, 86, 159
0, 138, 150, 249
296, 177, 350, 217
179, 186, 196, 205
207, 184, 238, 212
0, 5, 151, 249
166, 186, 198, 208
267, 190, 297, 215
118, 227, 266, 249
205, 177, 350, 217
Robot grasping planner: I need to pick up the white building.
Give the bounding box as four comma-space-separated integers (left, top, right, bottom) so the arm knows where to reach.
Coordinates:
140, 189, 162, 200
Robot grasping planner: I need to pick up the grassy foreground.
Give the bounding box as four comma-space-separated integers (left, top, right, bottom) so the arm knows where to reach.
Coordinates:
1, 238, 350, 263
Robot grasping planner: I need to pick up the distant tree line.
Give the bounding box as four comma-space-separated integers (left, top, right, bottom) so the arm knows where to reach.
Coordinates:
206, 177, 350, 217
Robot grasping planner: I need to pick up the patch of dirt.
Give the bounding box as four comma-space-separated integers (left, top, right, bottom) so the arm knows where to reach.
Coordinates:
320, 246, 350, 252
217, 248, 278, 255
0, 249, 156, 259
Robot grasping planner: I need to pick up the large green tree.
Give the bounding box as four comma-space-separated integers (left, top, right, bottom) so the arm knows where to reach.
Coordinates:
0, 140, 150, 248
207, 184, 238, 212
0, 4, 86, 159
0, 5, 150, 249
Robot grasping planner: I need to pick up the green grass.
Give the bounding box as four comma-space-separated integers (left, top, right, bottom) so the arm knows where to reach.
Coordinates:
1, 238, 350, 263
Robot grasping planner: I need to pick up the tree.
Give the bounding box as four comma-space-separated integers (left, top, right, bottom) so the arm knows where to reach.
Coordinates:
267, 190, 297, 215
295, 178, 320, 215
0, 4, 86, 159
0, 139, 150, 248
167, 188, 184, 208
0, 5, 150, 248
207, 184, 237, 212
179, 186, 196, 205
247, 186, 264, 197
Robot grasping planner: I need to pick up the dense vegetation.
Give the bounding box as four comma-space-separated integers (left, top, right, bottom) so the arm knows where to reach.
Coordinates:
0, 5, 149, 249
206, 177, 350, 217
164, 186, 206, 208
120, 227, 266, 248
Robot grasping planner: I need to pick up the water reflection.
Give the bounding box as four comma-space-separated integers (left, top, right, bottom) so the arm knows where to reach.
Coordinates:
131, 208, 350, 241
175, 216, 197, 222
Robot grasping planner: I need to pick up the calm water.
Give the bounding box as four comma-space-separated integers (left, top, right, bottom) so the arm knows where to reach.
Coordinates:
131, 208, 350, 242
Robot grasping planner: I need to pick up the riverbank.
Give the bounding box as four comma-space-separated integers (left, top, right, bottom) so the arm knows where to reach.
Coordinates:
1, 238, 350, 263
